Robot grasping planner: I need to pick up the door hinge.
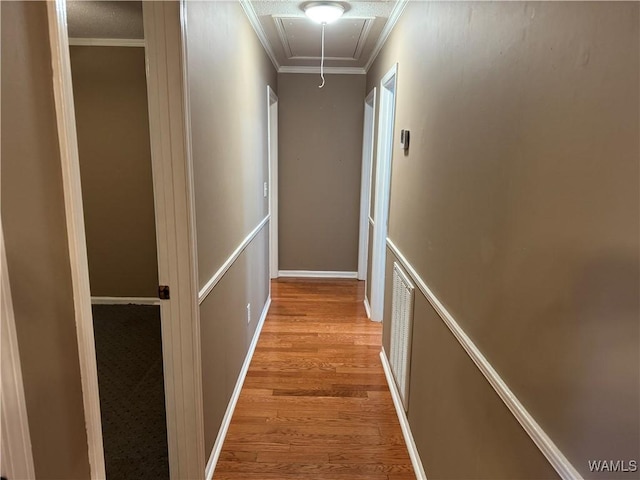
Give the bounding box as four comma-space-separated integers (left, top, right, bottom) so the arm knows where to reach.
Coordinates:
158, 285, 170, 300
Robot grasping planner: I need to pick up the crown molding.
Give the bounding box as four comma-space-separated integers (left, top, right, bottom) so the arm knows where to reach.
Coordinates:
364, 0, 408, 72
278, 65, 366, 75
239, 0, 280, 70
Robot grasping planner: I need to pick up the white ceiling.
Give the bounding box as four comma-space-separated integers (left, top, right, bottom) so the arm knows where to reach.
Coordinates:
243, 0, 407, 74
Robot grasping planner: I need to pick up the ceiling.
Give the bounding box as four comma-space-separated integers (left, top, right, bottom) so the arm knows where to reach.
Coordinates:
67, 1, 143, 39
65, 0, 406, 74
243, 0, 407, 74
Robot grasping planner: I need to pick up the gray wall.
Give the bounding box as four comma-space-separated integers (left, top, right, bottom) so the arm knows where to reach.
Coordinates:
369, 2, 639, 478
70, 45, 158, 298
278, 73, 365, 272
1, 2, 91, 477
183, 0, 276, 455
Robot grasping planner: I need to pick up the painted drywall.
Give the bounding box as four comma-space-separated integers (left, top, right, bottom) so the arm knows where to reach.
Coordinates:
185, 0, 274, 289
370, 2, 639, 478
200, 225, 270, 451
182, 0, 276, 456
1, 2, 91, 478
385, 251, 558, 479
70, 45, 158, 298
278, 73, 365, 272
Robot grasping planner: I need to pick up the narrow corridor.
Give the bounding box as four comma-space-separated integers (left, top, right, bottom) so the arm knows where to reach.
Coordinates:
215, 279, 415, 479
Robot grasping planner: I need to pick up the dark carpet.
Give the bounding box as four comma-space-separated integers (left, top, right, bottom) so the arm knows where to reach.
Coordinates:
92, 304, 170, 480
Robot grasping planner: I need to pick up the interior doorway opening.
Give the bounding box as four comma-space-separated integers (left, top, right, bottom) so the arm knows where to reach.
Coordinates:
370, 64, 398, 322
359, 88, 377, 317
268, 86, 279, 280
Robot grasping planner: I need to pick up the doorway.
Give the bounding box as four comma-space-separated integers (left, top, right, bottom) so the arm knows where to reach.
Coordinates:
268, 86, 279, 279
49, 1, 204, 478
370, 64, 398, 322
359, 88, 377, 317
66, 5, 170, 478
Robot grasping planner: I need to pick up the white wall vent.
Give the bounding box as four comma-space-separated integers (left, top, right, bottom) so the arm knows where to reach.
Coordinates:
390, 261, 414, 411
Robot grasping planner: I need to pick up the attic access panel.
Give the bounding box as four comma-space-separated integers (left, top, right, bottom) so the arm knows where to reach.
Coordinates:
274, 16, 374, 61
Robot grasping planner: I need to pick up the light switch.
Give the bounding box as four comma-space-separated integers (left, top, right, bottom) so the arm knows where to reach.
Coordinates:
400, 129, 410, 151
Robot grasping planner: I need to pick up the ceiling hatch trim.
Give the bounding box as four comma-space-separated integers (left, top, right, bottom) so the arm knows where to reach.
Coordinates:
240, 0, 409, 75
279, 65, 366, 75
273, 16, 375, 62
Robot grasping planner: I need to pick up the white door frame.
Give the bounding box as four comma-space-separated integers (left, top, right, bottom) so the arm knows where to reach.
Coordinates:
267, 86, 279, 279
357, 88, 377, 285
48, 1, 205, 478
147, 2, 205, 478
1, 225, 36, 480
370, 64, 398, 322
47, 2, 106, 477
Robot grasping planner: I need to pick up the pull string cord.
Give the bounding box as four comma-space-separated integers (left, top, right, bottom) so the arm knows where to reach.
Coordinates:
319, 23, 326, 88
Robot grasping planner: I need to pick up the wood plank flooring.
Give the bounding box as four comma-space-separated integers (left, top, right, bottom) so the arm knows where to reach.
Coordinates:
214, 279, 415, 480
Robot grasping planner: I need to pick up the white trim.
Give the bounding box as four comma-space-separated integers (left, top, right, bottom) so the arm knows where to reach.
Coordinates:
1, 226, 36, 480
145, 2, 205, 477
370, 63, 398, 322
68, 38, 145, 48
47, 2, 106, 478
363, 297, 372, 319
278, 65, 366, 75
353, 17, 375, 61
267, 86, 279, 280
357, 88, 377, 281
205, 296, 271, 480
364, 0, 408, 72
380, 349, 427, 480
385, 238, 583, 480
91, 297, 161, 306
238, 0, 280, 70
198, 215, 270, 304
278, 270, 358, 279
273, 16, 375, 62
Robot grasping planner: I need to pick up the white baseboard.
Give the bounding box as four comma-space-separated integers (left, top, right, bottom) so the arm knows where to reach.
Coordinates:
380, 349, 428, 480
91, 296, 161, 306
364, 296, 372, 319
205, 295, 271, 480
385, 238, 582, 480
278, 270, 358, 279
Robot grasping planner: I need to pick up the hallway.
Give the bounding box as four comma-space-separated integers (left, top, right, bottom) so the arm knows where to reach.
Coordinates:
214, 279, 415, 479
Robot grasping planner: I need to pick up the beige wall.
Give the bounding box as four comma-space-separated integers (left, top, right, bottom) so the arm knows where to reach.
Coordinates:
200, 226, 269, 450
183, 0, 276, 455
369, 2, 639, 478
1, 2, 91, 478
278, 73, 365, 272
186, 0, 275, 288
70, 45, 158, 298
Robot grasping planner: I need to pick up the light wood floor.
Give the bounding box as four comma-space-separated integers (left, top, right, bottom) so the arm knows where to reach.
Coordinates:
214, 278, 416, 480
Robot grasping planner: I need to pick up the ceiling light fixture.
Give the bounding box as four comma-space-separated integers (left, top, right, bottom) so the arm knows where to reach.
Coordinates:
303, 2, 345, 88
304, 2, 344, 24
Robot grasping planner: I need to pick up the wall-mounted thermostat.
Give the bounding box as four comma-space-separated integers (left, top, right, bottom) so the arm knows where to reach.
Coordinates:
400, 129, 410, 152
